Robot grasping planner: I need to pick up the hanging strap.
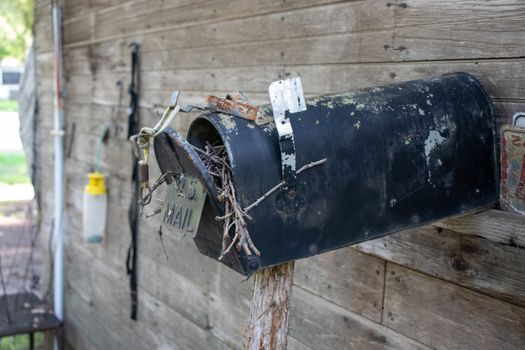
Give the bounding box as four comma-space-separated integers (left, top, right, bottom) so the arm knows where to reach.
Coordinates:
126, 43, 140, 320
268, 77, 306, 192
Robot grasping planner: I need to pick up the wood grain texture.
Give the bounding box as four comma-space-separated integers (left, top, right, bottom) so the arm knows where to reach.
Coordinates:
436, 209, 525, 247
393, 1, 525, 60
34, 60, 525, 108
245, 262, 295, 350
76, 0, 362, 46
64, 243, 221, 350
395, 0, 525, 28
384, 264, 525, 350
394, 17, 525, 61
207, 263, 252, 348
356, 225, 525, 307
294, 247, 385, 322
289, 287, 431, 350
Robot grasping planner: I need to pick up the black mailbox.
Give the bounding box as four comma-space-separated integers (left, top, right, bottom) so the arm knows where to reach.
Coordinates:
154, 73, 498, 275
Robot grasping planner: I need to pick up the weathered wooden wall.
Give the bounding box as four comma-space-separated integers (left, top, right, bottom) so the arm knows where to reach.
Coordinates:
33, 0, 525, 349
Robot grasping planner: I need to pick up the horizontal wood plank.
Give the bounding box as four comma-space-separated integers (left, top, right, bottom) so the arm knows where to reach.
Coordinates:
89, 0, 393, 49
355, 224, 525, 307
207, 263, 252, 348
384, 263, 525, 349
62, 0, 129, 19
86, 0, 360, 46
65, 243, 224, 349
289, 286, 431, 350
395, 0, 525, 28
35, 60, 525, 107
436, 209, 525, 248
294, 247, 385, 322
287, 337, 315, 350
394, 16, 525, 61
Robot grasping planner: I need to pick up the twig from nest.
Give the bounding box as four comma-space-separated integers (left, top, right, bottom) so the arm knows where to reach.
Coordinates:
194, 143, 260, 260
157, 225, 169, 261
145, 206, 162, 218
215, 158, 328, 222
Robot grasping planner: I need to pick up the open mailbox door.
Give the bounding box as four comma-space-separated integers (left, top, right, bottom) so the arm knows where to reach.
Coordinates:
154, 73, 498, 275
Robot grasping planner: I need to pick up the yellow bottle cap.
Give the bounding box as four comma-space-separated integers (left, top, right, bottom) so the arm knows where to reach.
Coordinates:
85, 172, 107, 195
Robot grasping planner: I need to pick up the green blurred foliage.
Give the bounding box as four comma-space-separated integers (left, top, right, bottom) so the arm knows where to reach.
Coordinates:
0, 333, 44, 350
0, 100, 19, 112
0, 151, 30, 184
0, 0, 33, 61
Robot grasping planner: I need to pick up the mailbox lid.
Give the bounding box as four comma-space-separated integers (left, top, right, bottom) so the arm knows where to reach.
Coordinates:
154, 128, 244, 272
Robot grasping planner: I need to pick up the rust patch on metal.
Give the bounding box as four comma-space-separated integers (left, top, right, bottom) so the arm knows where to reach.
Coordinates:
206, 95, 258, 121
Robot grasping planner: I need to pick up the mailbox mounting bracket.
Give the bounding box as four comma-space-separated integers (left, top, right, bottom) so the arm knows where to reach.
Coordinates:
513, 112, 525, 128
268, 77, 307, 204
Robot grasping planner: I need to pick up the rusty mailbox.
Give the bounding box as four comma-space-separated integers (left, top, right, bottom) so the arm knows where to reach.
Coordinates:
153, 73, 498, 275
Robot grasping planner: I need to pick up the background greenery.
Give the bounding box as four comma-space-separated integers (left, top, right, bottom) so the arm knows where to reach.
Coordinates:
0, 152, 30, 184
0, 100, 19, 112
0, 0, 34, 61
0, 333, 44, 350
0, 1, 33, 185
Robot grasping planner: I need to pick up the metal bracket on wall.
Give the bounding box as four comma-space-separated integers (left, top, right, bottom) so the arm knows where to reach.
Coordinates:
269, 77, 306, 192
513, 112, 525, 128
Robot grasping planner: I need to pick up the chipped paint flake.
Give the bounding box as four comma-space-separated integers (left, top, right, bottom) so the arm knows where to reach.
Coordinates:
425, 130, 446, 157
424, 130, 447, 181
354, 120, 361, 129
419, 108, 425, 116
282, 153, 296, 170
219, 114, 238, 133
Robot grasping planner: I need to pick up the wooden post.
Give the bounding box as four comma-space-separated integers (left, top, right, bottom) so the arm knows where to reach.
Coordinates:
244, 261, 295, 350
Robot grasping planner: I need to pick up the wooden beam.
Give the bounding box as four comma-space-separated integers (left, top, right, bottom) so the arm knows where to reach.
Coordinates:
245, 262, 295, 350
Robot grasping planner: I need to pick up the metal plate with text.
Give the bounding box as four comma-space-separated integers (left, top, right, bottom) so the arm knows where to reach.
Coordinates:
161, 176, 207, 238
501, 125, 525, 215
